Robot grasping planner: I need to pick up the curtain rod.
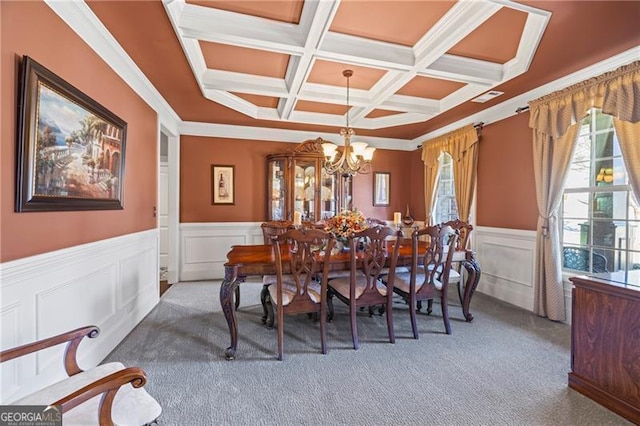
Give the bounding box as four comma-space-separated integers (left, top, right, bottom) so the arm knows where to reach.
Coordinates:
416, 122, 484, 149
515, 106, 529, 114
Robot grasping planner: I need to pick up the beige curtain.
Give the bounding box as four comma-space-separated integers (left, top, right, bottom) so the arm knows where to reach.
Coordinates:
528, 60, 640, 321
421, 125, 479, 225
421, 142, 444, 225
532, 126, 579, 320
450, 126, 480, 222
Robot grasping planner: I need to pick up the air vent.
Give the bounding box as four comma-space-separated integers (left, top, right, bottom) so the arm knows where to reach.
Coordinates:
471, 90, 504, 103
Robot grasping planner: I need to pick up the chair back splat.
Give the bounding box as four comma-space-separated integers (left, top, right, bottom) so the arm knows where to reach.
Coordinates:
268, 227, 335, 360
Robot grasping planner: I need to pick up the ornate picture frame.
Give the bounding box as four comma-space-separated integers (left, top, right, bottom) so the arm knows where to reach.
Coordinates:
373, 172, 390, 206
16, 56, 127, 212
212, 164, 235, 205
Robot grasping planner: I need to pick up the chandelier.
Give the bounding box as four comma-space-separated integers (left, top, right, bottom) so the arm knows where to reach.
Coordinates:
322, 70, 375, 176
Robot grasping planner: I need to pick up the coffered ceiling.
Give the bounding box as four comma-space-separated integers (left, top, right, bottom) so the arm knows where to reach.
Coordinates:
81, 0, 639, 143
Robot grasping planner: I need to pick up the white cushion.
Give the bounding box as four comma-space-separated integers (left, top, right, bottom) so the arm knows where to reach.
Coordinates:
328, 273, 387, 300
267, 275, 322, 305
14, 362, 162, 426
262, 274, 278, 285
448, 268, 461, 283
393, 272, 443, 293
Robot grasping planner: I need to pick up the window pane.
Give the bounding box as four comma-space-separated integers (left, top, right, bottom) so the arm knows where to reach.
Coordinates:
594, 109, 614, 132
566, 160, 590, 188
573, 134, 591, 162
563, 192, 589, 218
563, 219, 583, 245
630, 250, 640, 270
590, 219, 617, 248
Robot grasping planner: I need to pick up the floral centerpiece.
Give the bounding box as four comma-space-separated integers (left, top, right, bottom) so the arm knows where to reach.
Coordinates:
324, 209, 369, 250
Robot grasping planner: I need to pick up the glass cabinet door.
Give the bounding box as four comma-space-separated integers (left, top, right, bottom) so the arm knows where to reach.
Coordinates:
321, 168, 336, 219
293, 159, 316, 221
268, 158, 286, 220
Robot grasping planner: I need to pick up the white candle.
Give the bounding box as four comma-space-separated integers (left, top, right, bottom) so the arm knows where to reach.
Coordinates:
293, 211, 302, 227
393, 212, 401, 225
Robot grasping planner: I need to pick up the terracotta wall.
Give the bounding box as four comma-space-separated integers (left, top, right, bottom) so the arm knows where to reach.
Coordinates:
476, 113, 537, 230
180, 114, 539, 230
180, 137, 413, 223
0, 1, 158, 262
403, 112, 537, 231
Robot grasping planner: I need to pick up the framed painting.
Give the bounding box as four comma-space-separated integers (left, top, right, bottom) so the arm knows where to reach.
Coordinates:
212, 164, 235, 205
16, 56, 127, 212
373, 172, 390, 206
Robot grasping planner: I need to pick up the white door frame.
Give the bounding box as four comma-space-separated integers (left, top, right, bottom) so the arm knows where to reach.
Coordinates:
160, 124, 180, 284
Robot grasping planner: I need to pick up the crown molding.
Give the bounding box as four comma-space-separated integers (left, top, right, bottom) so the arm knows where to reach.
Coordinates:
179, 122, 410, 151
45, 0, 181, 135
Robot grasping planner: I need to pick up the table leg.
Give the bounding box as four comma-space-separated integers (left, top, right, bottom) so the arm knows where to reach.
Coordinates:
221, 266, 239, 360
461, 251, 481, 322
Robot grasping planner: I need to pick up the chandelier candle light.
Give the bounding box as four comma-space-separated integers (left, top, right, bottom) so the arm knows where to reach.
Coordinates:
322, 70, 375, 176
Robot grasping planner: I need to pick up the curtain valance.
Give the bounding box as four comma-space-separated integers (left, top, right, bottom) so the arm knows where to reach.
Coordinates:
528, 61, 640, 138
421, 124, 478, 166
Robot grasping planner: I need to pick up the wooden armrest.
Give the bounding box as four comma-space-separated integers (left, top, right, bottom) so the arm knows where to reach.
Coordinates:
0, 325, 100, 376
53, 367, 147, 426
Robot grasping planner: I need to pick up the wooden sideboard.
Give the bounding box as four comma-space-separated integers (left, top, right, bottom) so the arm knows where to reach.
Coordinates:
569, 271, 640, 423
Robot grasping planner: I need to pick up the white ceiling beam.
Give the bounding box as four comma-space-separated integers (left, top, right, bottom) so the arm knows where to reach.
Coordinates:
318, 32, 415, 71
201, 69, 288, 97
502, 7, 551, 80
361, 112, 434, 130
278, 0, 341, 120
179, 2, 305, 55
421, 54, 503, 85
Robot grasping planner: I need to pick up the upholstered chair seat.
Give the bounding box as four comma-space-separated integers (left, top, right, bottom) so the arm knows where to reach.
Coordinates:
393, 271, 445, 294
14, 362, 162, 426
327, 273, 388, 299
267, 275, 321, 305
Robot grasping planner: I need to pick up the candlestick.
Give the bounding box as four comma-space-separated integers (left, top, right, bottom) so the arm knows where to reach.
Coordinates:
393, 212, 401, 225
293, 211, 302, 227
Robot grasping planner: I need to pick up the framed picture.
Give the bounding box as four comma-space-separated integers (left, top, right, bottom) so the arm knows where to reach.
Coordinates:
212, 164, 235, 205
16, 56, 127, 212
373, 172, 390, 206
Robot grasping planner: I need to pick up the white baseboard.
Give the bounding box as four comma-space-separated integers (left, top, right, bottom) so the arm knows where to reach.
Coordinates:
0, 230, 159, 403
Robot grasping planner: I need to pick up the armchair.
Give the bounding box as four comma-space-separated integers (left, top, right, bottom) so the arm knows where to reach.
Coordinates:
0, 325, 161, 426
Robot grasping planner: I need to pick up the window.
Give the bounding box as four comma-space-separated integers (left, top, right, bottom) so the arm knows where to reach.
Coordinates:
435, 152, 458, 224
561, 109, 640, 274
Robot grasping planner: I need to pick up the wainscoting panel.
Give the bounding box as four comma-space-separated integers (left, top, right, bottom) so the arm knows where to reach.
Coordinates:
180, 223, 262, 281
0, 230, 159, 404
473, 226, 537, 311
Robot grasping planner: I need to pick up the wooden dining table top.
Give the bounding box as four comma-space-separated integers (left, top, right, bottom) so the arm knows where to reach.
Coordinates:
224, 239, 466, 277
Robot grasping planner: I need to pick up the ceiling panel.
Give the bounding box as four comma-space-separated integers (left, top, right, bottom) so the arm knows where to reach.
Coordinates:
200, 41, 290, 78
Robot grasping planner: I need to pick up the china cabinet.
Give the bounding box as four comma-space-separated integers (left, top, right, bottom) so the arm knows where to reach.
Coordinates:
267, 138, 351, 221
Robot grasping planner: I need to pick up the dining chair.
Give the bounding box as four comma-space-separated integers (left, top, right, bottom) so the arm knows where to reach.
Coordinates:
260, 220, 294, 326
384, 224, 457, 338
268, 227, 336, 360
327, 226, 401, 349
441, 219, 474, 309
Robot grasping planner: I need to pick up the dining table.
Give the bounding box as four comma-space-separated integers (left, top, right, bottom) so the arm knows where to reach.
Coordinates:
219, 240, 481, 359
